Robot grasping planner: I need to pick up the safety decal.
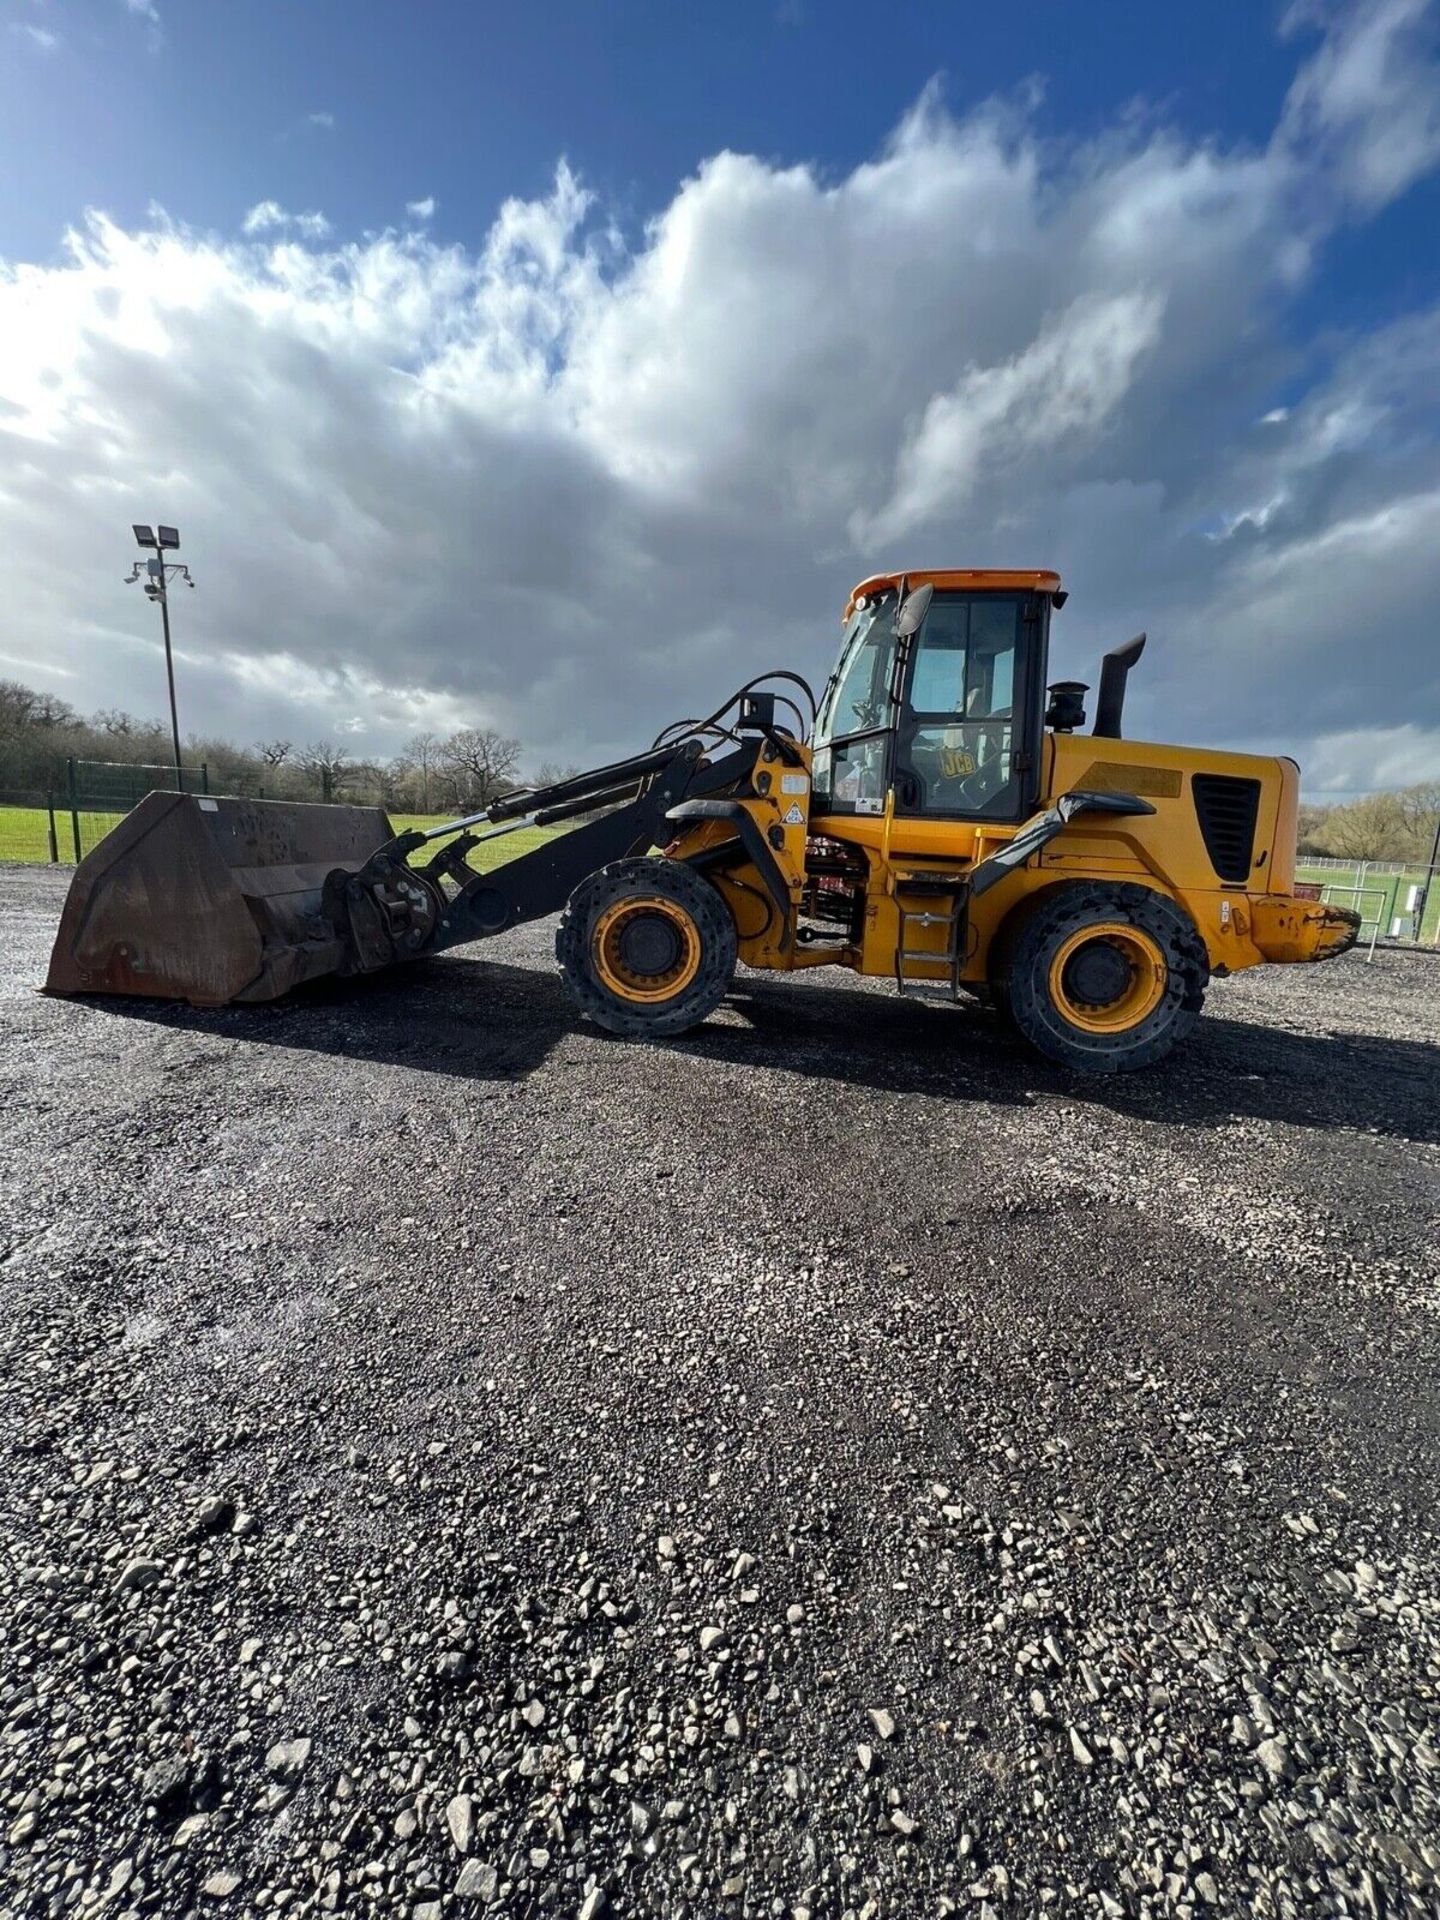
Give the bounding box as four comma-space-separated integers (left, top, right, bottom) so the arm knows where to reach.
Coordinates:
780, 773, 809, 795
782, 803, 805, 826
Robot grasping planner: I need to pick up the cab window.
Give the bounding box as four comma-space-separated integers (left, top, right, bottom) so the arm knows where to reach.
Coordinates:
897, 595, 1025, 819
818, 596, 896, 741
813, 593, 896, 811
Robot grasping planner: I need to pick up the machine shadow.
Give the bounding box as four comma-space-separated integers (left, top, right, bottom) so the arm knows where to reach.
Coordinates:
95, 950, 1440, 1145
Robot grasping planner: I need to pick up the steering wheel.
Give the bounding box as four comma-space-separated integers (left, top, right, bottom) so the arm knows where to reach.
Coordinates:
931, 754, 1008, 810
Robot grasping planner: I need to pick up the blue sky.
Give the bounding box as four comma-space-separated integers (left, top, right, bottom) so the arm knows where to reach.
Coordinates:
8, 0, 1438, 328
3, 4, 1304, 247
3, 0, 1439, 791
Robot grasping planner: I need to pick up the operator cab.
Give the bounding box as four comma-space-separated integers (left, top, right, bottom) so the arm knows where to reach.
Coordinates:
812, 569, 1064, 823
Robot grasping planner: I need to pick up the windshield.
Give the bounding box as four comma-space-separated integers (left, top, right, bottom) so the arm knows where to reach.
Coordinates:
816, 595, 896, 744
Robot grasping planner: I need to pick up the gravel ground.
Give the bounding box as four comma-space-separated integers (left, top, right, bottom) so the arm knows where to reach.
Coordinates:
2, 861, 1438, 1920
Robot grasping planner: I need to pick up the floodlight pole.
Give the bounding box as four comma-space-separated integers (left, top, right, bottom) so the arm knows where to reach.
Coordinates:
157, 574, 183, 789
1414, 806, 1440, 943
126, 524, 192, 791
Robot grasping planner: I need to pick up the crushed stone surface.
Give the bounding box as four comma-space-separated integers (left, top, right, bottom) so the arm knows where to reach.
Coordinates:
1, 862, 1438, 1919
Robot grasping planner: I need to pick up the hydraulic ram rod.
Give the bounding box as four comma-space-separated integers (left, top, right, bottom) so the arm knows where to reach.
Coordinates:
487, 743, 687, 822
408, 777, 648, 853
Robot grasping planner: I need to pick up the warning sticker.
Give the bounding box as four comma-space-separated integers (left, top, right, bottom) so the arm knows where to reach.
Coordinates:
782, 803, 805, 826
780, 773, 809, 795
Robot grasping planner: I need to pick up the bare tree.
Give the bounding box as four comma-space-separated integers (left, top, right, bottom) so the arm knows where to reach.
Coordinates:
438, 727, 522, 810
405, 730, 440, 813
0, 680, 78, 733
1396, 781, 1440, 863
297, 740, 352, 803
255, 740, 294, 769
1324, 792, 1408, 862
1296, 802, 1334, 857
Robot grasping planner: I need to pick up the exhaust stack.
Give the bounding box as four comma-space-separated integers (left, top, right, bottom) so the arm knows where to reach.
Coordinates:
1093, 633, 1146, 739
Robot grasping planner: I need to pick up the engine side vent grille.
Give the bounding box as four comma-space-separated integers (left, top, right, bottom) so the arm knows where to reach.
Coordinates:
1191, 773, 1261, 883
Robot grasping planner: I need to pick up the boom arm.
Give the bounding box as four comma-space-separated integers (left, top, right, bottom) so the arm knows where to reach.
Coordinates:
324, 734, 775, 979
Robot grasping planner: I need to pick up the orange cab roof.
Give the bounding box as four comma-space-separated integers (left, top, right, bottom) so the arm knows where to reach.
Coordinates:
844, 569, 1064, 621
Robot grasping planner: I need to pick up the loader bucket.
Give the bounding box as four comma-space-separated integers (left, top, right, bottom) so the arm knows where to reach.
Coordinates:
44, 792, 395, 1007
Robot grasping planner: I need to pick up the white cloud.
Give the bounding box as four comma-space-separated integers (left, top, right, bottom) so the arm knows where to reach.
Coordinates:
308, 111, 336, 130
0, 0, 1437, 792
406, 197, 437, 222
1302, 723, 1440, 793
122, 0, 162, 38
17, 23, 61, 51
240, 200, 285, 235
241, 201, 332, 240
857, 290, 1165, 545
1280, 0, 1440, 209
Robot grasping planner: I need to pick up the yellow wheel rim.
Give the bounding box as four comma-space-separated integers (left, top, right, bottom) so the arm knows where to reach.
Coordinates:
1047, 921, 1167, 1034
592, 896, 702, 1005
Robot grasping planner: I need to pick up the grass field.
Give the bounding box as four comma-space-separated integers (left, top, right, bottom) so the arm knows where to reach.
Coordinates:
0, 806, 124, 862
1295, 862, 1440, 944
0, 803, 560, 871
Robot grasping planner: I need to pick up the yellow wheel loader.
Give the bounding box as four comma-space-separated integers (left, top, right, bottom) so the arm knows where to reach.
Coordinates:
45, 569, 1359, 1073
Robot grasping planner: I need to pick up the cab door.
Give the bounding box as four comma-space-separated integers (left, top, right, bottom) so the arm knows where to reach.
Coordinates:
811, 592, 899, 816
892, 592, 1044, 822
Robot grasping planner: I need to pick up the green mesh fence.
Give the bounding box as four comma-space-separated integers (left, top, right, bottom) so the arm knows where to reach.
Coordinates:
66, 759, 208, 859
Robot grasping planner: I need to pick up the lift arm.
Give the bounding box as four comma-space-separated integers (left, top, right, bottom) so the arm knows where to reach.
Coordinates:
324, 735, 773, 978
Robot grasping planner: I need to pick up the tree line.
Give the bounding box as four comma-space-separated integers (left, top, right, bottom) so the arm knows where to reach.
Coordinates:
0, 678, 576, 815
1298, 784, 1440, 865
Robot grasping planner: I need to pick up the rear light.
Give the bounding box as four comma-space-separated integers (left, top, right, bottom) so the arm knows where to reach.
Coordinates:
1293, 882, 1322, 901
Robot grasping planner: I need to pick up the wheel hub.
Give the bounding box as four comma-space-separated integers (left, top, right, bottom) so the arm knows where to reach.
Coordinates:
592, 895, 703, 1004
1063, 939, 1133, 1008
1046, 921, 1168, 1035
616, 911, 684, 978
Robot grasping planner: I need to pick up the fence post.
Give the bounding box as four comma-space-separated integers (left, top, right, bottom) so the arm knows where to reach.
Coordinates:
202, 762, 210, 795
46, 792, 59, 864
66, 757, 81, 863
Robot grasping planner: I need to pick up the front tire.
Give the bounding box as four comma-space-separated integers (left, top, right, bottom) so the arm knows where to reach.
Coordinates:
556, 858, 738, 1037
1001, 883, 1208, 1073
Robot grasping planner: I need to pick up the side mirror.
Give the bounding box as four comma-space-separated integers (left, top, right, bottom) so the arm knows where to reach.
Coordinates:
894, 583, 934, 639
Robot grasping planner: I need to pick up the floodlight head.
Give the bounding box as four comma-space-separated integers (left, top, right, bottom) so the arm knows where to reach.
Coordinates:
157, 525, 180, 550
132, 524, 157, 549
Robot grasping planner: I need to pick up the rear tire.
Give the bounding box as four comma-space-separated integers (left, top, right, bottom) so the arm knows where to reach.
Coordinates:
1000, 883, 1208, 1073
556, 858, 738, 1037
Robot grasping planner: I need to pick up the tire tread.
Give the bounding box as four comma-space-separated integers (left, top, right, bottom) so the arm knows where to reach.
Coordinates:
556, 858, 737, 1037
1001, 881, 1209, 1073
